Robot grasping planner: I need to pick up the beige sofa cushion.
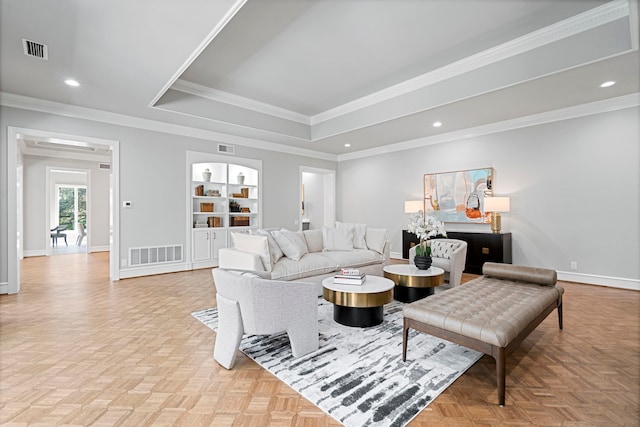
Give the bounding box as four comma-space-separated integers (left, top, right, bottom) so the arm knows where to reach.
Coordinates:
322, 227, 354, 251
271, 253, 340, 281
303, 229, 324, 253
336, 221, 367, 249
320, 249, 384, 269
231, 232, 272, 272
271, 229, 308, 261
365, 228, 388, 254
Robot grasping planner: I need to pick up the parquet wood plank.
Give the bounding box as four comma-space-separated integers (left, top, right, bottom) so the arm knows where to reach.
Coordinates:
1, 254, 638, 425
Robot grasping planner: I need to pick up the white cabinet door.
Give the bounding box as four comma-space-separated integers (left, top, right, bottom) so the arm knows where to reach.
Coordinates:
211, 230, 228, 259
192, 229, 212, 262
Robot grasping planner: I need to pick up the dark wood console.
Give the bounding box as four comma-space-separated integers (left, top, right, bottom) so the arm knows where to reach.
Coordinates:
447, 231, 512, 274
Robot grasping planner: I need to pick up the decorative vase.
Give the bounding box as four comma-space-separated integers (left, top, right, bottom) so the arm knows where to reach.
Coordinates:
237, 172, 245, 185
414, 255, 432, 270
202, 168, 212, 182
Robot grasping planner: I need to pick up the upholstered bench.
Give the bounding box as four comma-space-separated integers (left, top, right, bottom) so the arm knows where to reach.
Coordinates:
402, 262, 564, 406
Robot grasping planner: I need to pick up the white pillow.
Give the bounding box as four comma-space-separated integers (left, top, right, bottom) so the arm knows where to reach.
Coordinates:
271, 229, 309, 261
322, 227, 354, 251
255, 229, 284, 264
365, 228, 387, 254
336, 221, 367, 249
303, 229, 324, 253
231, 232, 272, 271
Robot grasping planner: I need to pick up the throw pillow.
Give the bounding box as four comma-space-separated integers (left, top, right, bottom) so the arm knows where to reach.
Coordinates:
303, 229, 324, 253
365, 228, 387, 254
322, 227, 354, 251
231, 232, 272, 271
430, 241, 460, 259
336, 221, 367, 249
255, 229, 284, 264
271, 229, 309, 261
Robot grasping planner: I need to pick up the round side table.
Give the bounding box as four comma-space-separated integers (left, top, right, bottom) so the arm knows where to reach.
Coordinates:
383, 264, 445, 303
322, 276, 394, 327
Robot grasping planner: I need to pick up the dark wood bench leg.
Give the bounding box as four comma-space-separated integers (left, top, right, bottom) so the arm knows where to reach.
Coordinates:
558, 300, 563, 330
402, 318, 409, 362
496, 346, 506, 407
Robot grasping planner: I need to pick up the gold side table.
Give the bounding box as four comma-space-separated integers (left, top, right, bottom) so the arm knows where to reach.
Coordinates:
322, 276, 394, 327
383, 264, 445, 303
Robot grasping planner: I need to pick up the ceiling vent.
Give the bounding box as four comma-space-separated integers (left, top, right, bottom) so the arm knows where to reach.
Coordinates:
22, 39, 48, 60
217, 143, 235, 154
99, 163, 111, 170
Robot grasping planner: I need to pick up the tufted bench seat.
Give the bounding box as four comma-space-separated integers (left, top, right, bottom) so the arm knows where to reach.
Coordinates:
402, 262, 564, 406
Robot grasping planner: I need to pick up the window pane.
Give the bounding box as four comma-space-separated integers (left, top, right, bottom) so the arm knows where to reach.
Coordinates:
58, 187, 75, 230
78, 188, 87, 226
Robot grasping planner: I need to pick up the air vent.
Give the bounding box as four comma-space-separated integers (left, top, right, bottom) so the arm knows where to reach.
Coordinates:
129, 245, 183, 266
22, 39, 48, 60
99, 163, 111, 170
217, 143, 235, 154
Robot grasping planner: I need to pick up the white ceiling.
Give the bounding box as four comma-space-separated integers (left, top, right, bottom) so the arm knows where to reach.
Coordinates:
1, 0, 638, 159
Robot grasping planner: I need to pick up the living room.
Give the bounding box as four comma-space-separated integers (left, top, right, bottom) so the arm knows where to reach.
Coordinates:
0, 0, 639, 425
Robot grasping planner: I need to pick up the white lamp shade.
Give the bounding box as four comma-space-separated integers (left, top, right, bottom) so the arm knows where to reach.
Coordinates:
484, 197, 510, 212
404, 200, 423, 213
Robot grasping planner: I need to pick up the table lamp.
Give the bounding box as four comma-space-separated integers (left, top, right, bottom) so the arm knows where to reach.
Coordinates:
404, 200, 423, 214
484, 197, 510, 233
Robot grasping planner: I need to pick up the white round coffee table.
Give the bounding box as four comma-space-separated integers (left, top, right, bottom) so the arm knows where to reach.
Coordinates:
383, 264, 445, 303
322, 275, 394, 327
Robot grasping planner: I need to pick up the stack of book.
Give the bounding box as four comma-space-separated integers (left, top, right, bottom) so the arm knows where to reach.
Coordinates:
333, 268, 366, 285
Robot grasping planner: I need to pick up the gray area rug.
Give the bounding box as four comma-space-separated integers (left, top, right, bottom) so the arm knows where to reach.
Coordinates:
192, 298, 482, 427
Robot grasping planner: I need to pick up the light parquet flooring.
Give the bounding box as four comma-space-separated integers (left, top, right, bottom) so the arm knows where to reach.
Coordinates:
1, 253, 638, 426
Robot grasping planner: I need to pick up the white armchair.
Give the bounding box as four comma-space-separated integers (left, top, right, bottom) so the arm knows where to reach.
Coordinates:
409, 238, 467, 287
211, 268, 319, 369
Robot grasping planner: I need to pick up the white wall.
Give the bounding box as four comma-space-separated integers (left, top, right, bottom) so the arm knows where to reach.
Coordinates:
337, 107, 640, 287
0, 106, 337, 285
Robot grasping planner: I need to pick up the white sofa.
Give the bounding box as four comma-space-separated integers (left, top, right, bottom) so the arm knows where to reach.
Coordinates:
408, 238, 468, 287
218, 224, 390, 294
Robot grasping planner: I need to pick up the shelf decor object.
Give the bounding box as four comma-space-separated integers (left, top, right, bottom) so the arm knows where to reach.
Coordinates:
484, 196, 510, 233
424, 167, 494, 223
203, 168, 212, 182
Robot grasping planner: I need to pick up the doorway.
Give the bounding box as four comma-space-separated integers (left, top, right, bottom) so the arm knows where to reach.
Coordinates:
48, 169, 89, 255
6, 126, 120, 294
300, 166, 336, 230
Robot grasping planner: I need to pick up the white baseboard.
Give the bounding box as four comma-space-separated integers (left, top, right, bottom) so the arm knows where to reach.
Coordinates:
89, 246, 110, 253
390, 251, 404, 260
0, 282, 8, 294
23, 250, 47, 257
557, 271, 639, 291
118, 262, 191, 279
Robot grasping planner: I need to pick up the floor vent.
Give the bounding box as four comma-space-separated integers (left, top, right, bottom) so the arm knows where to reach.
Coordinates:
217, 143, 235, 154
129, 245, 183, 266
99, 162, 111, 170
22, 39, 48, 60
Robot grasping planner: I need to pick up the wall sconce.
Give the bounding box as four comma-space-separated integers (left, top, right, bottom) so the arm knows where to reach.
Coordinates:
404, 200, 423, 214
484, 197, 510, 234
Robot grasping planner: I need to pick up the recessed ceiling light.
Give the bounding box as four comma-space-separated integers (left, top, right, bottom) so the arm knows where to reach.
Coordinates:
64, 79, 80, 87
600, 81, 615, 88
344, 143, 351, 147
433, 121, 442, 127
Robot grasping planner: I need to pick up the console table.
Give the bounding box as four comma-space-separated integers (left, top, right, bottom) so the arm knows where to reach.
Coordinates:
446, 231, 512, 274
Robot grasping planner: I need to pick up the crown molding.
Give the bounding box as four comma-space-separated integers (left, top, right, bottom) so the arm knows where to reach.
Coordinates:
312, 0, 631, 126
2, 92, 637, 164
0, 92, 337, 162
156, 1, 631, 130
148, 0, 248, 108
338, 93, 640, 161
170, 79, 310, 125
